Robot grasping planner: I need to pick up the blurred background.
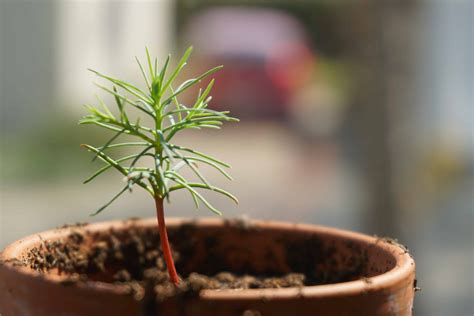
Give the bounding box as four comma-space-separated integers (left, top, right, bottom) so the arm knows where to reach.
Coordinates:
0, 0, 472, 315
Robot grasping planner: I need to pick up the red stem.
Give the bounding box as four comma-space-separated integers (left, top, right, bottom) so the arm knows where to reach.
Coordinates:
154, 197, 180, 285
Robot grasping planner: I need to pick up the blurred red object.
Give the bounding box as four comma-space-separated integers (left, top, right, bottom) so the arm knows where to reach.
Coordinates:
183, 7, 315, 118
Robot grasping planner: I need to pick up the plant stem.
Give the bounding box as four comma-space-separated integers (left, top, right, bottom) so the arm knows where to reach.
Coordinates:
154, 196, 179, 285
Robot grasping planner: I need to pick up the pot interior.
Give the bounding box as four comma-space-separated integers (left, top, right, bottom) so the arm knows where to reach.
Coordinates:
169, 221, 396, 285
20, 219, 397, 286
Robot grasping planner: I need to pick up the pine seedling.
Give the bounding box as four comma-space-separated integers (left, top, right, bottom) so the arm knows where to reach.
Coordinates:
80, 47, 238, 284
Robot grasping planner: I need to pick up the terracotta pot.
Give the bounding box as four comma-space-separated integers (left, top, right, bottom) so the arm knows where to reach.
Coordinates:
0, 218, 416, 315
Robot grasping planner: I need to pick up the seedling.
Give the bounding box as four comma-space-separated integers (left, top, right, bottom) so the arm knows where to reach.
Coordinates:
80, 47, 238, 284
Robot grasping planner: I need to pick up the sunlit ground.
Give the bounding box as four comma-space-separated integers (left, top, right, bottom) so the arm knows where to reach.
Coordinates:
1, 121, 365, 246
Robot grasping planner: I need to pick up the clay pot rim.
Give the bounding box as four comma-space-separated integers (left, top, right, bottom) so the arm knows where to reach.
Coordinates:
0, 217, 415, 301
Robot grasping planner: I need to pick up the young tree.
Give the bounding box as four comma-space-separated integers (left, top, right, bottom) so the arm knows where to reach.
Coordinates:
80, 47, 238, 284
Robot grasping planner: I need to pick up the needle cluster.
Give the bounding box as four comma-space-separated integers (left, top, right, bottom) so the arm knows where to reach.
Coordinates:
80, 47, 238, 215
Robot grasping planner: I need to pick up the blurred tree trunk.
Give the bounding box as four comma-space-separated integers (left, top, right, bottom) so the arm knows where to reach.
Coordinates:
346, 1, 419, 237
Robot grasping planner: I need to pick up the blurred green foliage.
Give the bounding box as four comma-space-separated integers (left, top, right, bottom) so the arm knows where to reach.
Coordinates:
1, 110, 111, 184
